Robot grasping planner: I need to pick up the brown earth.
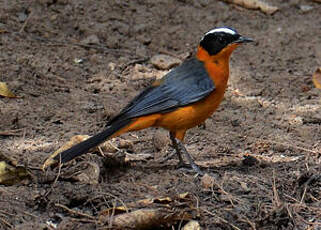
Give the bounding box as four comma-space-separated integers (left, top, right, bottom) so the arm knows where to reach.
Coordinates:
0, 0, 321, 229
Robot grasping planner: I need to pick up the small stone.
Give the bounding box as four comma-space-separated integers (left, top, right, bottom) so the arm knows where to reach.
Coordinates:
153, 130, 170, 151
299, 5, 313, 12
108, 62, 116, 71
74, 58, 84, 64
182, 220, 201, 230
201, 173, 214, 190
81, 34, 100, 45
150, 54, 181, 70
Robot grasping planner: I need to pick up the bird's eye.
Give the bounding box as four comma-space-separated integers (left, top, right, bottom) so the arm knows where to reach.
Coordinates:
217, 37, 224, 43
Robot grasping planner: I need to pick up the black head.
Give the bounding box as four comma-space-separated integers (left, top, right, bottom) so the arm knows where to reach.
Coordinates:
200, 27, 253, 55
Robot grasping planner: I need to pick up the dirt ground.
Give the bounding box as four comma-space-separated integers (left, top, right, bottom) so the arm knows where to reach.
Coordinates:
1, 0, 321, 229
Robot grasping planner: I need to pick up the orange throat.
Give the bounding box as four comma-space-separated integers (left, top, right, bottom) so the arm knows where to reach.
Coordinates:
196, 44, 239, 89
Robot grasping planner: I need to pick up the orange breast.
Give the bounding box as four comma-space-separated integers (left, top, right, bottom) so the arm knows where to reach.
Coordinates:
156, 79, 227, 131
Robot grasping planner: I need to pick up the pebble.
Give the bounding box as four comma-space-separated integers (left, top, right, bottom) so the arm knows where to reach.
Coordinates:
108, 62, 116, 71
182, 220, 201, 230
299, 5, 313, 12
150, 54, 181, 70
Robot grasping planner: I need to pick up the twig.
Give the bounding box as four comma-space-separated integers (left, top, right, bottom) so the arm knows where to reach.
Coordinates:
272, 170, 281, 207
19, 12, 33, 33
300, 186, 307, 204
55, 203, 95, 220
53, 154, 62, 185
95, 191, 129, 213
215, 174, 236, 206
21, 210, 39, 219
120, 57, 149, 73
68, 217, 98, 223
0, 210, 15, 217
0, 217, 12, 229
0, 129, 22, 136
177, 212, 186, 230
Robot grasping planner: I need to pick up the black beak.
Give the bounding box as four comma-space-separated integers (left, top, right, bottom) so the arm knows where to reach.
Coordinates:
234, 36, 254, 44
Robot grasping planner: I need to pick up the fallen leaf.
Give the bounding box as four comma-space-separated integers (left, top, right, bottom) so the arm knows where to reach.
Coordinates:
42, 135, 90, 170
0, 161, 30, 185
222, 0, 278, 14
0, 82, 17, 98
107, 208, 192, 229
312, 67, 321, 89
99, 192, 190, 217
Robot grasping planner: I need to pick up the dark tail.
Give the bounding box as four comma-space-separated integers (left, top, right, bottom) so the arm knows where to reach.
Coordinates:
54, 119, 132, 163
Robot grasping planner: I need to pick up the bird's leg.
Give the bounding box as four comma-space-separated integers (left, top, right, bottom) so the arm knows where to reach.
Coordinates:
169, 132, 185, 166
169, 133, 203, 175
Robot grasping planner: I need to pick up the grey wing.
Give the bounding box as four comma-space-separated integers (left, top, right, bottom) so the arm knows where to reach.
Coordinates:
108, 58, 215, 124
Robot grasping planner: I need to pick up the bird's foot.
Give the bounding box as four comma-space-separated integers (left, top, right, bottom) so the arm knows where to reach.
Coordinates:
176, 159, 203, 175
174, 139, 203, 176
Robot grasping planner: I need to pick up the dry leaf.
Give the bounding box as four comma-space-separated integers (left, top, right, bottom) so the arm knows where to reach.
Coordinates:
112, 209, 175, 229
312, 67, 321, 89
0, 82, 17, 98
99, 192, 190, 216
42, 135, 90, 170
0, 161, 29, 185
222, 0, 278, 14
108, 208, 191, 229
98, 193, 193, 229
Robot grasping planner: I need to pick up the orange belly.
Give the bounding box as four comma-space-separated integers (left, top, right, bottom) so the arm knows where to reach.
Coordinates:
155, 88, 226, 131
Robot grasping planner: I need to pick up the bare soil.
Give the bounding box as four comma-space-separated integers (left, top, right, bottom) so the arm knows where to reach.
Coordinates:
0, 0, 321, 229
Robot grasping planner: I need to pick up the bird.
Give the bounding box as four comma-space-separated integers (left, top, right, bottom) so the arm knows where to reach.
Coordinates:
49, 27, 253, 174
